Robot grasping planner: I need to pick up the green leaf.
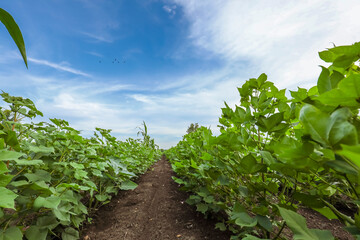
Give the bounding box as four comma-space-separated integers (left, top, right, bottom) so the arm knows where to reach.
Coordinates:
61, 227, 79, 240
28, 145, 54, 154
120, 180, 138, 190
0, 8, 27, 67
240, 154, 265, 174
256, 112, 284, 132
230, 202, 257, 227
10, 180, 29, 187
0, 187, 17, 209
216, 174, 230, 186
255, 215, 273, 232
313, 207, 338, 220
317, 74, 360, 107
292, 192, 324, 208
333, 55, 358, 68
260, 151, 277, 165
243, 235, 270, 240
29, 181, 53, 195
4, 130, 20, 150
25, 170, 51, 183
74, 169, 88, 179
337, 144, 360, 169
0, 149, 25, 161
319, 50, 336, 62
196, 203, 208, 214
215, 222, 227, 231
290, 88, 308, 102
25, 226, 48, 240
299, 105, 358, 148
299, 105, 330, 146
0, 162, 8, 175
70, 162, 85, 170
235, 212, 257, 228
326, 159, 358, 175
33, 196, 61, 210
95, 194, 108, 202
0, 174, 13, 187
36, 215, 59, 230
14, 159, 43, 166
278, 206, 334, 240
328, 108, 358, 147
0, 226, 23, 240
317, 67, 343, 94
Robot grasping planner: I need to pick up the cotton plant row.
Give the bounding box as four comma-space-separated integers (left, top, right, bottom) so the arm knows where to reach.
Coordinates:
0, 93, 160, 240
166, 42, 360, 239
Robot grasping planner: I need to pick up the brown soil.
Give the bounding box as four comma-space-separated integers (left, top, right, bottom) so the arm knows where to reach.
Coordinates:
81, 156, 232, 240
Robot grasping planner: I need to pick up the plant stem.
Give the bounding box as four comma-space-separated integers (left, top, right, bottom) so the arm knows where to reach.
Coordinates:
344, 174, 360, 199
272, 221, 286, 240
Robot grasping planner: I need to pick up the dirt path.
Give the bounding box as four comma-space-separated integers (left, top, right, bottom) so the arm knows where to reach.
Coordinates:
81, 156, 231, 240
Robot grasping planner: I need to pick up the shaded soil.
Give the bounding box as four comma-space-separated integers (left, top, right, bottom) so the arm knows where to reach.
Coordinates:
81, 156, 232, 240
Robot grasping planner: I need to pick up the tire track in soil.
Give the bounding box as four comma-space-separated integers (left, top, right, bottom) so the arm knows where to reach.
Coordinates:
82, 155, 232, 240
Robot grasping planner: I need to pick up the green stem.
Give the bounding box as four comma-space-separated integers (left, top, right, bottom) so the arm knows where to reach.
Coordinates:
272, 221, 286, 240
321, 199, 355, 225
344, 174, 360, 199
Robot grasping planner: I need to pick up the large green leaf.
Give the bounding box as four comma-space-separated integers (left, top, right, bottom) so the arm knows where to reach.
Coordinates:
318, 74, 360, 107
25, 226, 48, 240
25, 170, 51, 183
14, 159, 43, 166
0, 162, 8, 174
33, 196, 61, 210
0, 174, 13, 187
28, 145, 54, 154
239, 154, 265, 174
120, 179, 138, 190
0, 149, 25, 161
299, 105, 330, 146
0, 8, 27, 67
317, 67, 343, 94
61, 228, 79, 240
256, 112, 284, 132
4, 130, 20, 150
231, 202, 257, 228
36, 215, 59, 230
299, 105, 358, 148
278, 206, 334, 240
0, 187, 17, 209
234, 213, 257, 228
0, 227, 23, 240
337, 145, 360, 169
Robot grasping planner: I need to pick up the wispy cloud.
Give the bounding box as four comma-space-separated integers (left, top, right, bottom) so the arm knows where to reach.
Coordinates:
80, 31, 113, 43
85, 51, 104, 58
163, 5, 177, 17
28, 58, 92, 77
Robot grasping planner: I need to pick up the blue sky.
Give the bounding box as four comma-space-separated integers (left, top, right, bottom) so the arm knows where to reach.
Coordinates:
1, 0, 360, 148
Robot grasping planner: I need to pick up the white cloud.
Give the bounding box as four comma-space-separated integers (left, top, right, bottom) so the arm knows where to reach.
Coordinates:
171, 0, 360, 88
28, 58, 92, 77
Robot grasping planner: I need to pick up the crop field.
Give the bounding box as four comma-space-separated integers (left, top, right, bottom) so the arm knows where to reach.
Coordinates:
2, 5, 360, 240
166, 43, 360, 239
0, 41, 360, 240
